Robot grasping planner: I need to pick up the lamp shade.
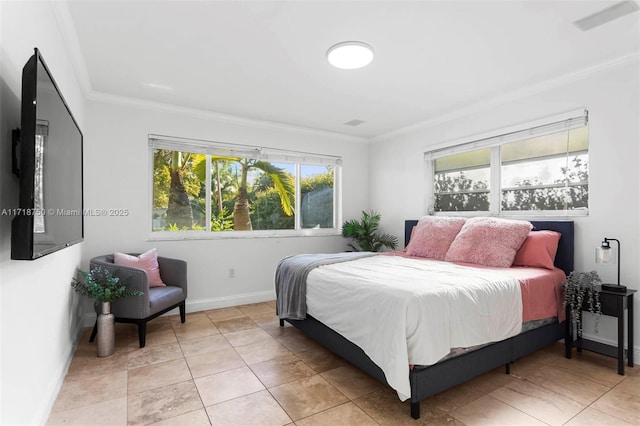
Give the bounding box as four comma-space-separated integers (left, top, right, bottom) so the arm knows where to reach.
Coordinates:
596, 237, 621, 286
596, 243, 616, 264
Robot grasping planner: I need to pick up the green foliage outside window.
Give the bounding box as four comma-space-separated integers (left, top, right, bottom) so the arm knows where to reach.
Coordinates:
434, 172, 489, 211
432, 122, 588, 214
301, 168, 334, 229
501, 157, 588, 211
434, 156, 588, 212
250, 167, 335, 230
153, 150, 205, 229
153, 148, 335, 232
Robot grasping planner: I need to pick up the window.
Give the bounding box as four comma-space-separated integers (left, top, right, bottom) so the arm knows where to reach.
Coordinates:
501, 126, 588, 211
427, 110, 588, 215
433, 148, 490, 212
150, 135, 341, 238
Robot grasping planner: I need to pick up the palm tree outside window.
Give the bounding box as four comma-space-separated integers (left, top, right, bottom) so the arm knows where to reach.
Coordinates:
150, 136, 341, 237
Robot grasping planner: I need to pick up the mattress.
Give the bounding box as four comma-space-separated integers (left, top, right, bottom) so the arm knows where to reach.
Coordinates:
305, 254, 565, 400
434, 316, 557, 364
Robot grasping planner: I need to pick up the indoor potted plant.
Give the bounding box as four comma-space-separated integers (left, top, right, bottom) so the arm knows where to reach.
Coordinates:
342, 210, 399, 252
71, 267, 142, 357
563, 270, 602, 337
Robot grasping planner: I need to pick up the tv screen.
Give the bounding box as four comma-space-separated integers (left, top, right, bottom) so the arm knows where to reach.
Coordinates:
11, 48, 84, 260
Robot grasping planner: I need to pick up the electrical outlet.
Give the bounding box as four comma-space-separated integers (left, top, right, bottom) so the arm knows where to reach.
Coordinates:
228, 268, 235, 278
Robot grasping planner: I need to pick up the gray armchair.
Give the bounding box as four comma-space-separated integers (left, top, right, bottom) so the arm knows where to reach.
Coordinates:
88, 254, 187, 348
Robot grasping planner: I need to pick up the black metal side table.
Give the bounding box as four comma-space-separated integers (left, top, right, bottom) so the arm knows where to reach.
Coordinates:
565, 285, 636, 375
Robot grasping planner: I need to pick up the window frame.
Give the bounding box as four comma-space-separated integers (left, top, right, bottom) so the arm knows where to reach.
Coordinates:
425, 109, 589, 217
148, 135, 342, 241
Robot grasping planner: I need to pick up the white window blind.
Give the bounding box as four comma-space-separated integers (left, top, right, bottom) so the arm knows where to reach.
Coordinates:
149, 135, 342, 166
425, 109, 589, 216
425, 109, 588, 160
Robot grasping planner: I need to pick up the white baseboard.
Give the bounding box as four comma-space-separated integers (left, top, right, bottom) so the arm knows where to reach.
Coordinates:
38, 317, 86, 425
580, 331, 640, 367
185, 290, 275, 312
82, 290, 276, 327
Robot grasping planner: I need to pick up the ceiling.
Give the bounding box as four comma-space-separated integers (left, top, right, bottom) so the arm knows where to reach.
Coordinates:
59, 1, 640, 139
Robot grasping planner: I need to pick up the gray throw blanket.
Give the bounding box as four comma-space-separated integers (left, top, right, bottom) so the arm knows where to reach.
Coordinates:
275, 252, 376, 320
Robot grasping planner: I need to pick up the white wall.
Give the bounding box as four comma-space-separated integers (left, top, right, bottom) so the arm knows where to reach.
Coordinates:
81, 99, 369, 319
0, 1, 86, 425
369, 58, 640, 358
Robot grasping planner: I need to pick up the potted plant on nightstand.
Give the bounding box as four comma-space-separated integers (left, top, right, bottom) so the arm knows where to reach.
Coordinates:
71, 267, 142, 357
563, 270, 603, 337
342, 210, 399, 252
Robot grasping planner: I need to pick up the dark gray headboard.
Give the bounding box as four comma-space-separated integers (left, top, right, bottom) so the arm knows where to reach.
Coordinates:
404, 219, 574, 275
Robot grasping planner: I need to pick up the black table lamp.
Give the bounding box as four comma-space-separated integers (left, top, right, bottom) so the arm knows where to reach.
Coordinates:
596, 237, 626, 292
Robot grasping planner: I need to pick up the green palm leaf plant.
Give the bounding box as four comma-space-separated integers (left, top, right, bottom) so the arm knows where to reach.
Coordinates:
342, 210, 399, 252
153, 150, 204, 229
210, 156, 295, 231
71, 267, 143, 303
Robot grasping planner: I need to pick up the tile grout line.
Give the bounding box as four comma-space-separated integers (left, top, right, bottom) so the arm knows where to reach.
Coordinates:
57, 308, 635, 426
482, 393, 554, 426
492, 349, 633, 425
577, 374, 637, 425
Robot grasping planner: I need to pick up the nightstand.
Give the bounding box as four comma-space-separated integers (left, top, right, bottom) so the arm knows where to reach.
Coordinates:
565, 285, 636, 375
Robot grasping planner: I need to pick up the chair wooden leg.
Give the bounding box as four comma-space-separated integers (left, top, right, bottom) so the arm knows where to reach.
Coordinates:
89, 320, 98, 342
179, 301, 186, 323
137, 321, 147, 348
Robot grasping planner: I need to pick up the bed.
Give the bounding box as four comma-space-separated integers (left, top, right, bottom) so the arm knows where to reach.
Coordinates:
276, 219, 574, 420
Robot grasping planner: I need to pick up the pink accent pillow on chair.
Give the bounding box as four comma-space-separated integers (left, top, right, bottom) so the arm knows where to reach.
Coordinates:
444, 217, 532, 267
406, 216, 467, 260
512, 230, 561, 270
114, 248, 166, 287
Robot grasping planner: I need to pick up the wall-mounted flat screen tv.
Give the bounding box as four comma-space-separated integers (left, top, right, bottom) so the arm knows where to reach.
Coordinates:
11, 48, 84, 260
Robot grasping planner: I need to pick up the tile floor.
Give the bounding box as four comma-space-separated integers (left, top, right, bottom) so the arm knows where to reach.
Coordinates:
47, 301, 640, 425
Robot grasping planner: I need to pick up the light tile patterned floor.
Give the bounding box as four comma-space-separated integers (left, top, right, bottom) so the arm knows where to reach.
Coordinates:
47, 302, 640, 425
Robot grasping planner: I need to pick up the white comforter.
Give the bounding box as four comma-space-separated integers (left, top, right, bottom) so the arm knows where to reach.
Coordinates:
306, 255, 522, 401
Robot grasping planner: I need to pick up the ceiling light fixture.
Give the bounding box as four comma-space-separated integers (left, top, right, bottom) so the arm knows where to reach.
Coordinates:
327, 41, 374, 70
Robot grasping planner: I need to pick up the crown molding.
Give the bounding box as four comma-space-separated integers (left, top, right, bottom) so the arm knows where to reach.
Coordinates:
87, 91, 368, 143
371, 52, 640, 143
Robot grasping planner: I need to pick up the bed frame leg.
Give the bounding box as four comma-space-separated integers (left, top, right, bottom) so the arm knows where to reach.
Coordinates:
505, 362, 511, 375
279, 319, 284, 327
410, 401, 420, 419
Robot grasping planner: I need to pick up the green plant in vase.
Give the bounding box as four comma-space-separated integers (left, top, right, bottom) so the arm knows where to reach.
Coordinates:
71, 267, 142, 357
342, 210, 399, 252
71, 266, 142, 302
563, 270, 602, 337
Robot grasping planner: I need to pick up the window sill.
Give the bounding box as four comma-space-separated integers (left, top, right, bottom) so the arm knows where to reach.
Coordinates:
147, 228, 341, 241
430, 209, 588, 218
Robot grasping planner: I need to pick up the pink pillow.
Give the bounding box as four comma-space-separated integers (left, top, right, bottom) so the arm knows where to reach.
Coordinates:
403, 225, 417, 252
513, 230, 561, 270
114, 248, 166, 287
406, 216, 467, 260
444, 217, 532, 267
